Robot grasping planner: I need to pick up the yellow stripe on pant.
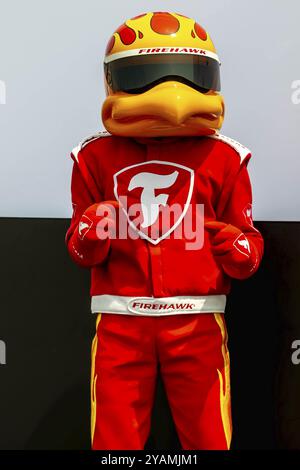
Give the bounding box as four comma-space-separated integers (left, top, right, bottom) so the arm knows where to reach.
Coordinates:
90, 313, 102, 446
214, 313, 232, 450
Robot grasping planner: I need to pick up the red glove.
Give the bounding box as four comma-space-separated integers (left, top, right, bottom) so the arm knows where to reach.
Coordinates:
205, 220, 259, 280
68, 200, 119, 267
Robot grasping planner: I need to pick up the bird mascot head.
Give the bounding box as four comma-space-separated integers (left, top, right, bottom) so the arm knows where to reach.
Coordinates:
102, 11, 224, 138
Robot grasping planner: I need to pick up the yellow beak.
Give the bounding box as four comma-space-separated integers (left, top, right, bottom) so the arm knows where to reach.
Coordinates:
102, 81, 224, 137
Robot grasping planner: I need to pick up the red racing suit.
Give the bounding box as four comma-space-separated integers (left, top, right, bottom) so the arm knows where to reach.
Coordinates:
66, 132, 263, 450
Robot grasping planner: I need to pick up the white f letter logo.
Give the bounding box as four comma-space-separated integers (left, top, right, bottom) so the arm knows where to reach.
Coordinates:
128, 171, 179, 228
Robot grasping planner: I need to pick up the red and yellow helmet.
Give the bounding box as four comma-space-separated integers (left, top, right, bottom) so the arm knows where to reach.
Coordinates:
102, 12, 224, 137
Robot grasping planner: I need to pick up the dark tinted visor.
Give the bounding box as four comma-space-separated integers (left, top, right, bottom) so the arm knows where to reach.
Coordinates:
104, 53, 221, 94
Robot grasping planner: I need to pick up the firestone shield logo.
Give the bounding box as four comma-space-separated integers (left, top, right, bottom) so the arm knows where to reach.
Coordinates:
78, 214, 93, 240
113, 160, 194, 245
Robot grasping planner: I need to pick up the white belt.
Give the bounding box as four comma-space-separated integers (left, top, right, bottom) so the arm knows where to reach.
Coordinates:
91, 294, 226, 317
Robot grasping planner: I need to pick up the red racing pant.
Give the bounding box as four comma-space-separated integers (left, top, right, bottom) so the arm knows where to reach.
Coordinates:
91, 312, 232, 450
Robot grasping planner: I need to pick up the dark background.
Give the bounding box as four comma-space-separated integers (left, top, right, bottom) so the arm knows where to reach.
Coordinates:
0, 219, 299, 450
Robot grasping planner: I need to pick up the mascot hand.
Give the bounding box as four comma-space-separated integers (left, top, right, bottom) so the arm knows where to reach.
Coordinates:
78, 201, 119, 243
71, 200, 119, 267
205, 220, 256, 279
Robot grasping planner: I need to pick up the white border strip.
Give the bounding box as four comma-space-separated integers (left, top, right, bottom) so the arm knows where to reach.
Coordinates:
209, 133, 251, 163
104, 47, 220, 64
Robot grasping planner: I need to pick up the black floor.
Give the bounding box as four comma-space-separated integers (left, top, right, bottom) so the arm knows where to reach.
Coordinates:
0, 219, 299, 449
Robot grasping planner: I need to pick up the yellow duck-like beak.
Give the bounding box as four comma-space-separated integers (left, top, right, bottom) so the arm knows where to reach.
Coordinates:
102, 81, 224, 138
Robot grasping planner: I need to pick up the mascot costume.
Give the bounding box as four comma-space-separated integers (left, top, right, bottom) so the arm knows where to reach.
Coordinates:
66, 11, 264, 450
